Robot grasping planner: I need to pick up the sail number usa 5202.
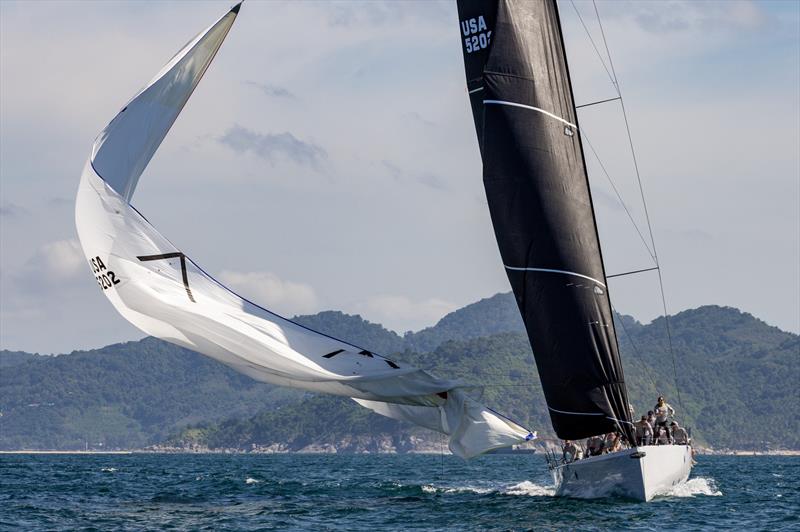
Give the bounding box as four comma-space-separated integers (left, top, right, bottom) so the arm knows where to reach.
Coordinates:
89, 255, 121, 291
461, 16, 491, 54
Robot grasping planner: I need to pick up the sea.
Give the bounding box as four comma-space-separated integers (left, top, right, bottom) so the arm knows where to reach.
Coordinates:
0, 454, 797, 531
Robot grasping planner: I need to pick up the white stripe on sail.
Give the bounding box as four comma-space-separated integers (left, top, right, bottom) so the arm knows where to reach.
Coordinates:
469, 86, 484, 94
548, 406, 605, 416
483, 99, 577, 129
504, 266, 606, 288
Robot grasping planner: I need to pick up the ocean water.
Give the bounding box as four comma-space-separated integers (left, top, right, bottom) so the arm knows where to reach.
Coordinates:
0, 454, 797, 531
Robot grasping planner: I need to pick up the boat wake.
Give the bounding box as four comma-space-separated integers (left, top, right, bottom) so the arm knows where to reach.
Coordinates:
504, 481, 557, 497
418, 477, 719, 500
664, 477, 722, 498
421, 480, 555, 497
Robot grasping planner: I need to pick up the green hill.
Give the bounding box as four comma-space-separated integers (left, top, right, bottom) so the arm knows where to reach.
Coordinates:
1, 296, 797, 451
170, 304, 800, 451
292, 310, 405, 355
403, 292, 524, 352
0, 350, 42, 368
0, 337, 304, 450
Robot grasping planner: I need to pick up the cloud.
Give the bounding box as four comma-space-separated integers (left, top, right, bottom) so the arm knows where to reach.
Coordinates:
605, 0, 767, 34
218, 270, 319, 316
243, 81, 295, 99
1, 238, 142, 354
381, 160, 403, 180
403, 111, 436, 128
416, 173, 448, 191
10, 239, 85, 302
352, 295, 458, 333
218, 125, 327, 169
0, 202, 28, 218
47, 197, 73, 209
380, 160, 448, 191
322, 1, 451, 28
21, 239, 84, 284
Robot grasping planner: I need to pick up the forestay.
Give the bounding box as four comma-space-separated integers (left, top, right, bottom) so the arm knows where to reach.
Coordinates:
74, 3, 532, 458
456, 0, 635, 442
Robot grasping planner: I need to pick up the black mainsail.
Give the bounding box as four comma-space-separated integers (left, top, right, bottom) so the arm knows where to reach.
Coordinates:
457, 0, 635, 442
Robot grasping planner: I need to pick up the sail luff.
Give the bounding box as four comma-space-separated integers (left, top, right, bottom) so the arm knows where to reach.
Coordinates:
91, 4, 240, 201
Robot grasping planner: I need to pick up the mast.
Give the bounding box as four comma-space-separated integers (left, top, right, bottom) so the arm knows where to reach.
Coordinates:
456, 0, 635, 442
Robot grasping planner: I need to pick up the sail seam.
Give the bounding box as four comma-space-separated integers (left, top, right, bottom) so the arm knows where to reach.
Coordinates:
483, 99, 577, 129
504, 266, 606, 288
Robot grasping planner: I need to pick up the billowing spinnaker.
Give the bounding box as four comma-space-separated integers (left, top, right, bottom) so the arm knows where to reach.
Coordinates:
75, 3, 532, 458
456, 0, 635, 442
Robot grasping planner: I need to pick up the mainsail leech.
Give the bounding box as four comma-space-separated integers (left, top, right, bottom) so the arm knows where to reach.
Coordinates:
75, 3, 532, 458
456, 0, 635, 442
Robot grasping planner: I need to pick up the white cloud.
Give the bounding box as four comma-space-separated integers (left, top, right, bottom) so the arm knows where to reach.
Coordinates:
1, 237, 144, 353
22, 238, 84, 283
351, 295, 458, 334
218, 270, 319, 316
0, 202, 28, 218
218, 125, 327, 169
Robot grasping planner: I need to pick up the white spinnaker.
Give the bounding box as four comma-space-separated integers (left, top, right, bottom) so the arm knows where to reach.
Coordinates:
74, 3, 533, 458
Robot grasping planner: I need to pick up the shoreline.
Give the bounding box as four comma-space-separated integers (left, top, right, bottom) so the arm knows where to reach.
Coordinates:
2, 449, 798, 456
0, 450, 134, 455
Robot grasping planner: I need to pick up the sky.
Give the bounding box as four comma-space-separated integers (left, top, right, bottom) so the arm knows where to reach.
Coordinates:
1, 0, 798, 354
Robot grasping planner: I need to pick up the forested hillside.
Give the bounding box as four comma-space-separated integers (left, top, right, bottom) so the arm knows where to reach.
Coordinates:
2, 294, 797, 451
0, 338, 304, 449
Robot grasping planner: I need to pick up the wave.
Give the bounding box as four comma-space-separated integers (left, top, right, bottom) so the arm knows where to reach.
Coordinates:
421, 484, 493, 495
665, 477, 722, 497
245, 477, 260, 485
420, 480, 555, 497
100, 467, 117, 472
504, 480, 556, 497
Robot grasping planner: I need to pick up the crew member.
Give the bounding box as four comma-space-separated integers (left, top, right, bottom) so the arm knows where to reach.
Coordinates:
655, 426, 671, 445
654, 396, 675, 439
586, 435, 603, 457
562, 440, 579, 463
634, 415, 653, 446
671, 422, 690, 445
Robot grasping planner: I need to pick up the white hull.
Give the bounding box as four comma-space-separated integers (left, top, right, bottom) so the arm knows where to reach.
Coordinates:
551, 445, 692, 501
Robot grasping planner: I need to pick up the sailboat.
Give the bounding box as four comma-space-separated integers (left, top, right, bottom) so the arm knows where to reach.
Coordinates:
74, 0, 690, 501
455, 0, 692, 500
74, 3, 533, 461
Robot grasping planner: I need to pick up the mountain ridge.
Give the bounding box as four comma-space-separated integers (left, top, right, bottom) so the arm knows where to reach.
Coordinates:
1, 295, 797, 451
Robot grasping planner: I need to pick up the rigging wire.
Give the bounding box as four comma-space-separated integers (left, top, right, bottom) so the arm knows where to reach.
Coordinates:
588, 0, 685, 415
611, 303, 661, 394
569, 0, 618, 91
579, 126, 656, 262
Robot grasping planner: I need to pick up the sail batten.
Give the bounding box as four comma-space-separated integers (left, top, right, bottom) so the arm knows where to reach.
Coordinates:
457, 0, 635, 442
